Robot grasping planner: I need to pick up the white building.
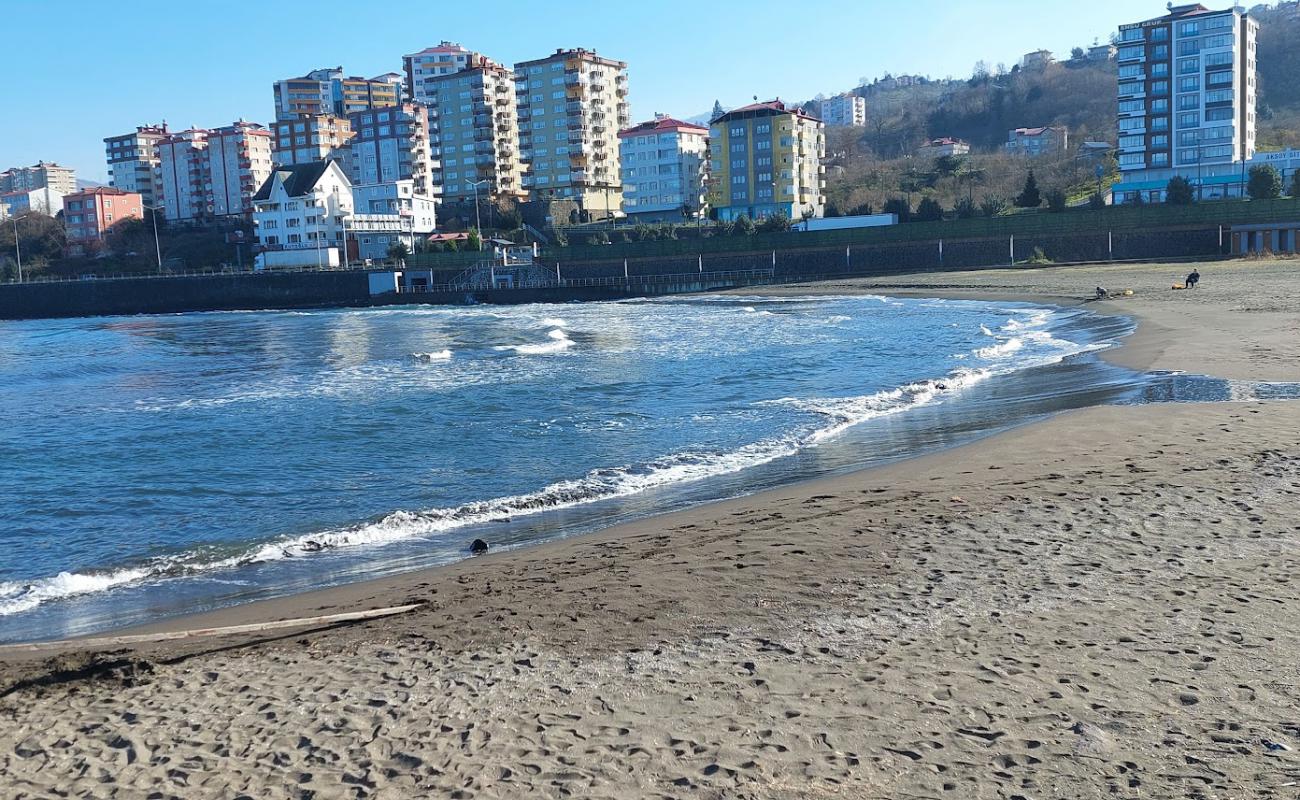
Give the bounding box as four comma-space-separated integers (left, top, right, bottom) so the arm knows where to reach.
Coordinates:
0, 186, 65, 219
1113, 2, 1259, 202
252, 160, 354, 269
403, 42, 486, 105
349, 180, 438, 262
207, 121, 274, 218
618, 115, 709, 222
818, 93, 866, 127
158, 129, 210, 222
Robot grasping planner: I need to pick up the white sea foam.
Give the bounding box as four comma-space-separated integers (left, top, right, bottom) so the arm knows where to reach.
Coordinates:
540, 318, 569, 328
975, 337, 1026, 359
495, 329, 574, 355
0, 567, 153, 616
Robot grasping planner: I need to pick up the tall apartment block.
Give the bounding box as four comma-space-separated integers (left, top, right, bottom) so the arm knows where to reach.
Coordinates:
0, 161, 77, 195
158, 123, 273, 222
347, 103, 433, 196
707, 100, 826, 223
207, 121, 275, 218
619, 115, 709, 222
403, 42, 487, 105
273, 67, 402, 120
104, 125, 169, 207
272, 114, 354, 168
515, 48, 630, 216
1113, 3, 1258, 202
423, 59, 526, 204
62, 187, 144, 256
818, 93, 867, 128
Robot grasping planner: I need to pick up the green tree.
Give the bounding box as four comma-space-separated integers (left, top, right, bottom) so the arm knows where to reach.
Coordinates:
980, 196, 1008, 218
882, 197, 912, 223
387, 241, 411, 260
1292, 170, 1300, 198
1046, 189, 1068, 213
1165, 176, 1195, 205
915, 197, 944, 222
466, 229, 483, 251
1247, 165, 1283, 200
1016, 171, 1043, 208
1088, 192, 1107, 210
732, 215, 756, 236
954, 197, 978, 219
758, 213, 792, 233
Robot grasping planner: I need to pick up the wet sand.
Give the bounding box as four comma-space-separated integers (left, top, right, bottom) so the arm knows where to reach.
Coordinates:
2, 258, 1299, 799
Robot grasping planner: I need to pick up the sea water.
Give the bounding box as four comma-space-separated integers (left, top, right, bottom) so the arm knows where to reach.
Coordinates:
0, 295, 1143, 642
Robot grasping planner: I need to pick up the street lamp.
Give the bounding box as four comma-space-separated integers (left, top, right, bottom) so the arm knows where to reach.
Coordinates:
341, 213, 352, 270
143, 204, 164, 273
10, 214, 22, 283
470, 178, 491, 250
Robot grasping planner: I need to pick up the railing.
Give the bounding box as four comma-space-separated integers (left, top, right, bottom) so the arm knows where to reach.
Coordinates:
396, 268, 776, 294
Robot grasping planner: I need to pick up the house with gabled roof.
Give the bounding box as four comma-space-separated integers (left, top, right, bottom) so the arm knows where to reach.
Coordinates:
252, 160, 354, 269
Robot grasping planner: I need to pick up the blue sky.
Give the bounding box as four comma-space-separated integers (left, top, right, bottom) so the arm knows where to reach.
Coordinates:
0, 0, 1147, 181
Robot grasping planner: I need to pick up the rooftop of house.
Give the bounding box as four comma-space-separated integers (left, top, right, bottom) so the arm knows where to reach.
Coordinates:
714, 100, 822, 125
619, 116, 709, 138
253, 161, 337, 202
1010, 126, 1065, 137
922, 137, 968, 147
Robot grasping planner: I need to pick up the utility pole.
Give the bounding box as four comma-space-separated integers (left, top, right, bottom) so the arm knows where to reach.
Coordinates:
144, 204, 164, 273
10, 215, 21, 283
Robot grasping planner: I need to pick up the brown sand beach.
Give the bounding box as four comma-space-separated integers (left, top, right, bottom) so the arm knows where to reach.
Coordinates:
2, 258, 1299, 799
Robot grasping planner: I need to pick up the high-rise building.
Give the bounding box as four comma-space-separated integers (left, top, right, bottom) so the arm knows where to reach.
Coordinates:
348, 104, 433, 196
515, 48, 630, 216
818, 93, 867, 128
62, 187, 144, 255
706, 100, 826, 222
104, 125, 169, 207
619, 115, 709, 222
273, 67, 402, 121
403, 42, 487, 105
158, 129, 211, 222
1113, 2, 1258, 203
272, 114, 354, 168
423, 59, 526, 204
158, 123, 273, 222
207, 121, 275, 218
0, 162, 77, 196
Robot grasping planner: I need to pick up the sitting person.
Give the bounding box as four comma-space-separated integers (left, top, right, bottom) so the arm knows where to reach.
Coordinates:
1186, 270, 1201, 289
1095, 286, 1110, 300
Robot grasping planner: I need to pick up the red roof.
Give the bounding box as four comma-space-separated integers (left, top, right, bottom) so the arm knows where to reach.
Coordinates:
619, 116, 708, 138
715, 100, 822, 124
923, 137, 967, 147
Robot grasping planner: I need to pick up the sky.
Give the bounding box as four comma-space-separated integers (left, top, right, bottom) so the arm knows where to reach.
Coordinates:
0, 0, 1150, 182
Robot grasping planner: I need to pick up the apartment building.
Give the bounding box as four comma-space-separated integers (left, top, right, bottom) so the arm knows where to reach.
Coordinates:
1113, 2, 1259, 204
1022, 49, 1055, 69
158, 129, 211, 221
347, 103, 433, 196
104, 124, 169, 206
423, 60, 526, 204
252, 160, 354, 269
207, 121, 274, 218
349, 179, 438, 262
919, 137, 971, 158
707, 100, 826, 223
273, 67, 402, 120
0, 161, 76, 195
0, 187, 65, 220
515, 48, 630, 217
272, 114, 354, 168
62, 187, 144, 256
403, 42, 487, 105
818, 93, 867, 128
1006, 126, 1070, 156
619, 115, 709, 222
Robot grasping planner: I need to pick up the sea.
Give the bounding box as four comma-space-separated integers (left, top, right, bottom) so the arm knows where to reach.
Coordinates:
0, 293, 1274, 644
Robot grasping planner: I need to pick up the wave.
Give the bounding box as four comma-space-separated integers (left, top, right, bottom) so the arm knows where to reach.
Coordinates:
495, 329, 574, 355
540, 318, 568, 328
0, 567, 152, 616
411, 350, 453, 362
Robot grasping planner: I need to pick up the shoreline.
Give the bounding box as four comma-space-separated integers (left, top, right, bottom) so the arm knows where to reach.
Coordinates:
3, 258, 1299, 799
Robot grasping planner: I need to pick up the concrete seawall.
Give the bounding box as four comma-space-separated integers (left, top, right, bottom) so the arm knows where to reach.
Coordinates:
0, 227, 1225, 321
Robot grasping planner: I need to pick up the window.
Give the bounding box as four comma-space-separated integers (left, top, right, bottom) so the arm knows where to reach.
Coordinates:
1151, 152, 1169, 167
1119, 153, 1145, 167
1119, 64, 1145, 79
1151, 134, 1169, 148
1178, 76, 1200, 92
1149, 27, 1169, 41
1152, 116, 1170, 131
1179, 112, 1201, 128
1119, 81, 1145, 97
1119, 99, 1144, 113
1206, 107, 1235, 121
1152, 99, 1169, 113
755, 123, 770, 134
1178, 40, 1200, 56
1178, 94, 1200, 110
1119, 134, 1145, 149
1119, 117, 1146, 132
1207, 71, 1234, 87
1178, 21, 1200, 37
1151, 80, 1170, 96
1120, 27, 1142, 42
1204, 89, 1233, 104
1201, 144, 1232, 159
1178, 57, 1200, 74
1202, 34, 1232, 49
1205, 51, 1233, 68
1118, 45, 1144, 60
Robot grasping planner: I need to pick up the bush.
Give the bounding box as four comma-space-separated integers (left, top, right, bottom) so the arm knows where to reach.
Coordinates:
846, 202, 874, 217
1088, 192, 1107, 210
882, 197, 912, 223
1165, 176, 1195, 205
1026, 246, 1052, 265
915, 197, 944, 222
954, 197, 978, 219
466, 230, 482, 251
980, 196, 1009, 218
758, 213, 792, 233
585, 232, 610, 246
552, 229, 568, 247
1015, 170, 1043, 208
1248, 165, 1283, 200
1046, 189, 1067, 213
731, 215, 756, 236
633, 223, 654, 242
1292, 171, 1300, 199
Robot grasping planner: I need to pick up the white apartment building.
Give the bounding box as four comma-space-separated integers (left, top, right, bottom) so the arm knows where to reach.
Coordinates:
0, 187, 65, 220
515, 48, 631, 217
349, 180, 437, 262
348, 104, 433, 197
252, 160, 354, 269
158, 129, 211, 222
207, 121, 274, 218
1113, 2, 1258, 203
619, 115, 709, 222
424, 60, 527, 204
818, 93, 866, 128
0, 162, 76, 196
403, 42, 486, 105
104, 124, 169, 207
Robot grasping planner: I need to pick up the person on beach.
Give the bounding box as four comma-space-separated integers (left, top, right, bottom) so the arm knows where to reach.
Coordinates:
1095, 286, 1110, 300
1186, 270, 1201, 289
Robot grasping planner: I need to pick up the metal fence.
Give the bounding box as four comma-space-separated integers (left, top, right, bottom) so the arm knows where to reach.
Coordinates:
396, 268, 777, 294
